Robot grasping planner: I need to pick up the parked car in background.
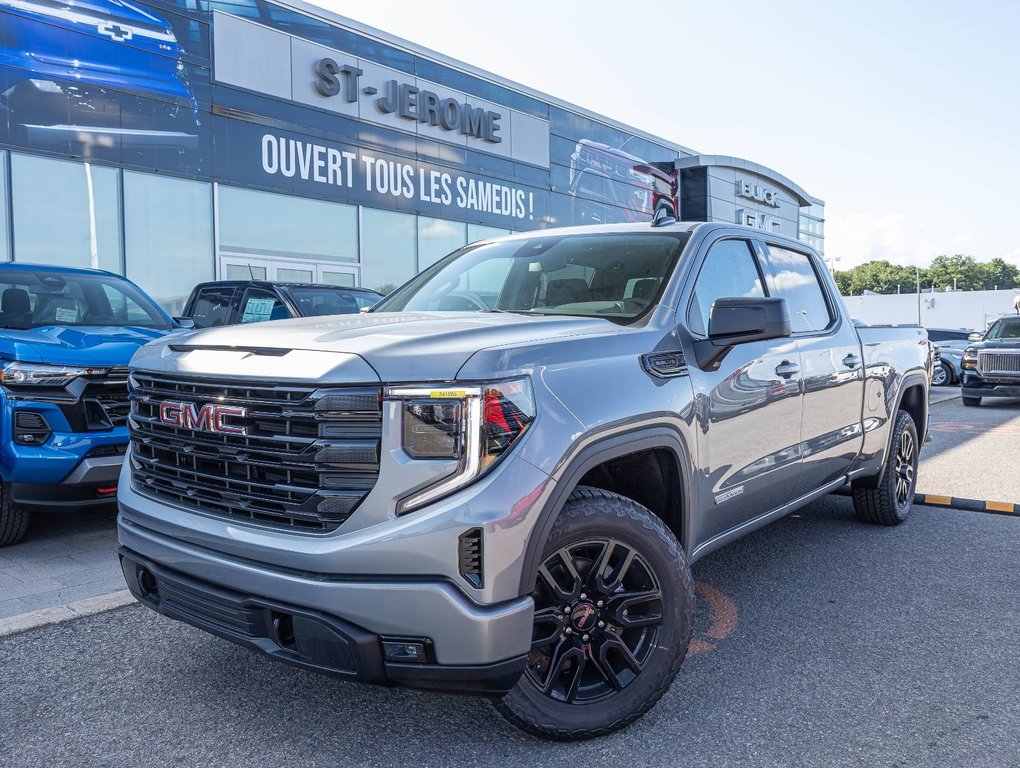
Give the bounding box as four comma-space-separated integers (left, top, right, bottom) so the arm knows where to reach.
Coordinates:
960, 316, 1020, 406
933, 346, 964, 386
180, 281, 384, 328
0, 264, 175, 545
925, 327, 973, 350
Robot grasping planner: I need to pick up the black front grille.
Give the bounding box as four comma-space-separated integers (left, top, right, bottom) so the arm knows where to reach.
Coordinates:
128, 371, 382, 533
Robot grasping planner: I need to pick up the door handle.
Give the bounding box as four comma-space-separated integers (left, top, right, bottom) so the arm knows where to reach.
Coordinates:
775, 361, 800, 379
842, 354, 861, 369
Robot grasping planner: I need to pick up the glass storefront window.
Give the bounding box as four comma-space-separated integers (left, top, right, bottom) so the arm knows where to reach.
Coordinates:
0, 152, 9, 262
467, 223, 513, 244
11, 154, 121, 271
418, 216, 466, 269
361, 208, 416, 294
218, 186, 358, 262
124, 172, 213, 314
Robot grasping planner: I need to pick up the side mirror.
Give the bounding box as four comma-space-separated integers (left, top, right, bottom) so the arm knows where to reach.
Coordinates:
694, 297, 792, 370
173, 317, 196, 329
968, 331, 983, 342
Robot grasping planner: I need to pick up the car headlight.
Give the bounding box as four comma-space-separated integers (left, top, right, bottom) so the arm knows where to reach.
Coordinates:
387, 378, 536, 513
0, 362, 108, 387
962, 348, 978, 369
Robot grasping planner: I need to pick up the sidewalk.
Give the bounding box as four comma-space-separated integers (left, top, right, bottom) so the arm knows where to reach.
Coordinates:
0, 507, 122, 619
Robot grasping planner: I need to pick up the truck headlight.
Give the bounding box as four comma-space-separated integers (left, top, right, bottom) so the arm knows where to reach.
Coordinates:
0, 362, 108, 387
387, 378, 535, 513
962, 348, 978, 370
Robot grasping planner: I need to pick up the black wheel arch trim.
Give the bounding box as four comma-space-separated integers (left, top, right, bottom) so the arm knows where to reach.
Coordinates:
861, 371, 928, 490
517, 420, 694, 597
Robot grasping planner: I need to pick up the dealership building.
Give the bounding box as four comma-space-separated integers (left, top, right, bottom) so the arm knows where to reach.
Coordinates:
0, 0, 824, 312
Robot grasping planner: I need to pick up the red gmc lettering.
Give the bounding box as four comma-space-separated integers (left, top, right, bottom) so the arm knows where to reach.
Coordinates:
158, 401, 247, 435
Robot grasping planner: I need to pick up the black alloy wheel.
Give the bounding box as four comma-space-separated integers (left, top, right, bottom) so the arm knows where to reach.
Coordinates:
526, 539, 662, 704
893, 427, 916, 510
494, 487, 692, 740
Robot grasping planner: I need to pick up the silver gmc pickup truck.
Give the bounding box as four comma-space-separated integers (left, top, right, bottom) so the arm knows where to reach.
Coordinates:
118, 219, 931, 740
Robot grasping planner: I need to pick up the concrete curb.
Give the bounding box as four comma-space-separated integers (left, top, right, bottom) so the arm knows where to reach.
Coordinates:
914, 493, 1019, 516
0, 590, 137, 638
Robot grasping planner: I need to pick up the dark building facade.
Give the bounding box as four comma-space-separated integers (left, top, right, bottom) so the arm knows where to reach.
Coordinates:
0, 0, 824, 310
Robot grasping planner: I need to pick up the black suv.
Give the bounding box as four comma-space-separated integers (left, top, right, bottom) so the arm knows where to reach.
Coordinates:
181, 281, 383, 328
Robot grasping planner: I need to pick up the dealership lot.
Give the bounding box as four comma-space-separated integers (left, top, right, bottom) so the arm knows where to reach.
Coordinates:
3, 494, 1019, 767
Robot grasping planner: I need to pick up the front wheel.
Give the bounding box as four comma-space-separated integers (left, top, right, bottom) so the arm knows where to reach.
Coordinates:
0, 480, 30, 547
493, 487, 692, 740
932, 362, 951, 386
851, 410, 919, 526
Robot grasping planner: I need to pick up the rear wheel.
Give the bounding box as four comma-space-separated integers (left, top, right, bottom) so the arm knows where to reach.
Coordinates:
851, 410, 919, 526
962, 396, 981, 407
0, 480, 30, 547
493, 487, 692, 740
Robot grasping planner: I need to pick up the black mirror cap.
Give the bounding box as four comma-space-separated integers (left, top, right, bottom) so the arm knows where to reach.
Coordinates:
174, 317, 196, 329
708, 297, 792, 346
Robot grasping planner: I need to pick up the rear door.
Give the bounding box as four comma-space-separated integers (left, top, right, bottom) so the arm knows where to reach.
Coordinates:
759, 242, 865, 497
683, 235, 804, 542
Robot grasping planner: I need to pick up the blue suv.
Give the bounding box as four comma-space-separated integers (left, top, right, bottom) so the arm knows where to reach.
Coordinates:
0, 0, 200, 152
0, 264, 174, 545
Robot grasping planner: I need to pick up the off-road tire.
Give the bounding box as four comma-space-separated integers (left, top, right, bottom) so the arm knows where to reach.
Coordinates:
851, 410, 919, 526
0, 480, 29, 547
962, 396, 981, 407
493, 486, 693, 740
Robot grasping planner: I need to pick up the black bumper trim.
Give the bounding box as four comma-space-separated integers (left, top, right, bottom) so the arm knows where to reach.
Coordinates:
10, 482, 118, 510
119, 548, 525, 696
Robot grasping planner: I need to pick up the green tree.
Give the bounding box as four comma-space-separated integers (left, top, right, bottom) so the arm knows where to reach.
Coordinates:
976, 258, 1020, 290
926, 254, 983, 291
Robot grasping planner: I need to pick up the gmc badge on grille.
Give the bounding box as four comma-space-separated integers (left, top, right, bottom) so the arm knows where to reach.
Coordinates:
159, 401, 248, 436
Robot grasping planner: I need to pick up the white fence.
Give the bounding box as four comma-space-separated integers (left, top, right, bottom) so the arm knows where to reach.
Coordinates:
840, 289, 1020, 332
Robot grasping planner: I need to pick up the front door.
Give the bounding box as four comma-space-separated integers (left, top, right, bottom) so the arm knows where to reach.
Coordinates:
683, 236, 804, 543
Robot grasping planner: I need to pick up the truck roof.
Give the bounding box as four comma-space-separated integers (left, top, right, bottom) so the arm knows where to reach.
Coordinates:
0, 262, 124, 278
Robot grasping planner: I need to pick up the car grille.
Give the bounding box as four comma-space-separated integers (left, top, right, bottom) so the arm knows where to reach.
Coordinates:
977, 351, 1020, 375
128, 371, 382, 533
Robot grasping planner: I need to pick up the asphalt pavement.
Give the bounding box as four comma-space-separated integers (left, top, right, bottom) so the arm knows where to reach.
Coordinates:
918, 392, 1020, 502
3, 495, 1018, 768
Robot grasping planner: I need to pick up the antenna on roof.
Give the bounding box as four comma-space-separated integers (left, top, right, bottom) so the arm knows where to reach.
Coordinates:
248, 263, 256, 280
651, 199, 678, 228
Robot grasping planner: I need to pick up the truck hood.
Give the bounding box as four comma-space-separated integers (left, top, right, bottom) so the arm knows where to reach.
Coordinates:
169, 312, 626, 381
1, 325, 169, 367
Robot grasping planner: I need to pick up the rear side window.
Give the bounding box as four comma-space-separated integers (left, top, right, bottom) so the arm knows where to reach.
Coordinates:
189, 287, 236, 328
764, 246, 833, 333
240, 290, 287, 324
687, 239, 766, 337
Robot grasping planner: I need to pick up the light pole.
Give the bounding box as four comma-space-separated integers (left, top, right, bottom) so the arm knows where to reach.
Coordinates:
826, 255, 841, 272
915, 266, 921, 325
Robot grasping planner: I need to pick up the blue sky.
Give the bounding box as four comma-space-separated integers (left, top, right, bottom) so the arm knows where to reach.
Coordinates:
313, 0, 1019, 269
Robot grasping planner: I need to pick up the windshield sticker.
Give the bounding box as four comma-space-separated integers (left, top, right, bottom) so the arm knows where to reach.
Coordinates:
54, 306, 79, 323
241, 297, 277, 323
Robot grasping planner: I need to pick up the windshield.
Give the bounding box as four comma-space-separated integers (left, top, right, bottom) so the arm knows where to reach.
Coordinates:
376, 232, 688, 322
285, 286, 382, 317
0, 269, 171, 330
985, 318, 1020, 341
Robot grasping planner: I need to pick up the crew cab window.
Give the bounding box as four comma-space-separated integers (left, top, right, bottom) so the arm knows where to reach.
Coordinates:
189, 287, 237, 328
687, 239, 766, 337
239, 290, 286, 324
764, 246, 833, 333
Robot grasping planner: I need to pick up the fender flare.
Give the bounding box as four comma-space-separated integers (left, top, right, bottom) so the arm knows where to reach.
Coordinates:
517, 422, 694, 597
863, 371, 929, 489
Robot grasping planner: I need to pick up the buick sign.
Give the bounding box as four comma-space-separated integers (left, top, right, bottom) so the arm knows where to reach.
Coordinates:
159, 401, 248, 436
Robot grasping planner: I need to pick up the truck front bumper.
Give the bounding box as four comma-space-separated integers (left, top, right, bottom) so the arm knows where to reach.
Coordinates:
118, 513, 533, 693
961, 373, 1020, 399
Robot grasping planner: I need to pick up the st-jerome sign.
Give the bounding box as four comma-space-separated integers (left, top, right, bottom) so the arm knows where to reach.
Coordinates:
314, 58, 503, 144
